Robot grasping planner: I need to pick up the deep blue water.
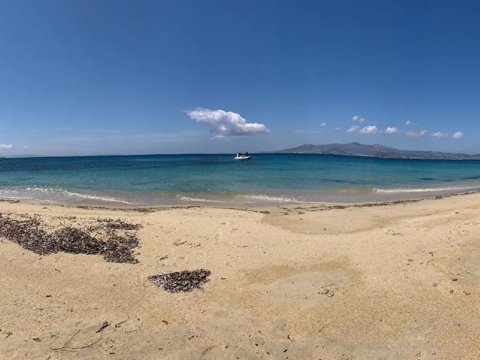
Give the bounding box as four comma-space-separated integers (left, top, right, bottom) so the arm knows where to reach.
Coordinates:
0, 154, 480, 205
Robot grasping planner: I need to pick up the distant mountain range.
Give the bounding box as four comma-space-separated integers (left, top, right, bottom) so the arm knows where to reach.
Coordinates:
276, 142, 480, 160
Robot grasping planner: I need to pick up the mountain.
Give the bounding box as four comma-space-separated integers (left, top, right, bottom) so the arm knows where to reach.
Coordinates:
276, 142, 480, 160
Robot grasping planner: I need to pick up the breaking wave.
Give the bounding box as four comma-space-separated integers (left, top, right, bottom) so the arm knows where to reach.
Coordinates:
374, 185, 480, 194
0, 187, 133, 204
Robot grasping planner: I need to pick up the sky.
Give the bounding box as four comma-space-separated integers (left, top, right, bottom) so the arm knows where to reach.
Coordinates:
0, 0, 479, 156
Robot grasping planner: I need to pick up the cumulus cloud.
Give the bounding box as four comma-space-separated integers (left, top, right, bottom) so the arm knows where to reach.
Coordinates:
0, 144, 13, 149
452, 131, 464, 140
321, 122, 327, 127
346, 125, 359, 133
359, 125, 378, 135
385, 127, 398, 134
405, 130, 428, 137
405, 120, 412, 126
431, 132, 448, 138
352, 115, 365, 123
186, 108, 269, 138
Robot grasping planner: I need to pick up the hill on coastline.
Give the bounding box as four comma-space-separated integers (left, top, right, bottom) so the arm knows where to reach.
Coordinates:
276, 142, 480, 160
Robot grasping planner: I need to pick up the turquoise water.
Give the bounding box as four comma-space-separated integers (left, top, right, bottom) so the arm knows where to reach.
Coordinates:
0, 154, 479, 205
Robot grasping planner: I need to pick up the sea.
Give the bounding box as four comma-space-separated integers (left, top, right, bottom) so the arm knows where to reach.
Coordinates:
0, 154, 479, 206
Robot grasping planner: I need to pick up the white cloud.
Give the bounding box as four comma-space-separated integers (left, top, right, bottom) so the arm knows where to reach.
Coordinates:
346, 125, 359, 133
359, 125, 378, 135
405, 120, 412, 126
0, 144, 13, 149
405, 130, 428, 137
431, 132, 448, 138
321, 122, 327, 127
385, 127, 398, 134
352, 115, 365, 123
452, 131, 464, 140
186, 108, 269, 138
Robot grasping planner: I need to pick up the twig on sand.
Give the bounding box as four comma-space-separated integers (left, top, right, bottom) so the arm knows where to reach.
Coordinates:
114, 318, 129, 328
96, 321, 110, 333
51, 326, 105, 352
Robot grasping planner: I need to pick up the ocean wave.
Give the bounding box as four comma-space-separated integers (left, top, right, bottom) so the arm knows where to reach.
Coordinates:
0, 187, 133, 204
374, 185, 480, 194
236, 194, 304, 203
62, 190, 133, 204
177, 196, 222, 203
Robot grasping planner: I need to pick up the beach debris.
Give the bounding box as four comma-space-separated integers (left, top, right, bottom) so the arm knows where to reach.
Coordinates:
321, 288, 335, 297
96, 321, 110, 333
49, 228, 104, 255
319, 283, 336, 297
0, 213, 141, 263
98, 218, 141, 230
114, 318, 129, 328
148, 269, 211, 292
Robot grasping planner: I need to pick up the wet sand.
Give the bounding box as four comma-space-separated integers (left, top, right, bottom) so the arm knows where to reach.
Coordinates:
1, 193, 480, 359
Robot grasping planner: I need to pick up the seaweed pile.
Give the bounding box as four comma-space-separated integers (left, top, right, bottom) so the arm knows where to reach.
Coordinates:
148, 269, 211, 292
0, 213, 141, 263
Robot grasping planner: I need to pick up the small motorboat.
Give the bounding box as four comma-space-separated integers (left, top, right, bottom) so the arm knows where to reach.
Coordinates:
234, 152, 251, 160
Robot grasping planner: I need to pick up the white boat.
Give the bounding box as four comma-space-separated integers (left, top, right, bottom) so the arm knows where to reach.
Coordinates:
234, 152, 251, 160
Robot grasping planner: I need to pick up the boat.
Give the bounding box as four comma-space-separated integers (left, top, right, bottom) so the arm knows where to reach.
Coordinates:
234, 152, 251, 160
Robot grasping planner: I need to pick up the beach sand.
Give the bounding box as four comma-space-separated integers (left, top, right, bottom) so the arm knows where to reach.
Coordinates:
0, 194, 479, 359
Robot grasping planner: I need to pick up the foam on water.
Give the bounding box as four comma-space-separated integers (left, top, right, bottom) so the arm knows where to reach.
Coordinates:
374, 185, 480, 194
236, 194, 304, 203
177, 196, 223, 203
0, 187, 133, 205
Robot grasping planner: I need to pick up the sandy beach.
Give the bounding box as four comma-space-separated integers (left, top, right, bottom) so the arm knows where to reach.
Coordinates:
1, 193, 479, 359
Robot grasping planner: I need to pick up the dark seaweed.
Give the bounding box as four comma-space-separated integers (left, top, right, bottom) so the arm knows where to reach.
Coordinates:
148, 269, 211, 292
0, 213, 140, 263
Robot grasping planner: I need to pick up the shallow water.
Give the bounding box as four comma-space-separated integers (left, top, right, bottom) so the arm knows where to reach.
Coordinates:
0, 154, 479, 205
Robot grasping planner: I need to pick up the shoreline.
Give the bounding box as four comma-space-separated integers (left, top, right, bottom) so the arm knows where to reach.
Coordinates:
1, 186, 479, 213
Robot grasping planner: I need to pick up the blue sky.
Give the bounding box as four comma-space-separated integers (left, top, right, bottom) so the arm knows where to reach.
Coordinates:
0, 0, 479, 156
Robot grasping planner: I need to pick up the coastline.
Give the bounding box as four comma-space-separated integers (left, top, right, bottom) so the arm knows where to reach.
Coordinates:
1, 192, 480, 358
1, 185, 479, 213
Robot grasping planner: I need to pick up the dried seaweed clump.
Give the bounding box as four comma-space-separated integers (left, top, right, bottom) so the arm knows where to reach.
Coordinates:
148, 269, 211, 292
0, 214, 53, 254
103, 235, 139, 263
96, 218, 142, 231
0, 213, 140, 264
48, 227, 104, 255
